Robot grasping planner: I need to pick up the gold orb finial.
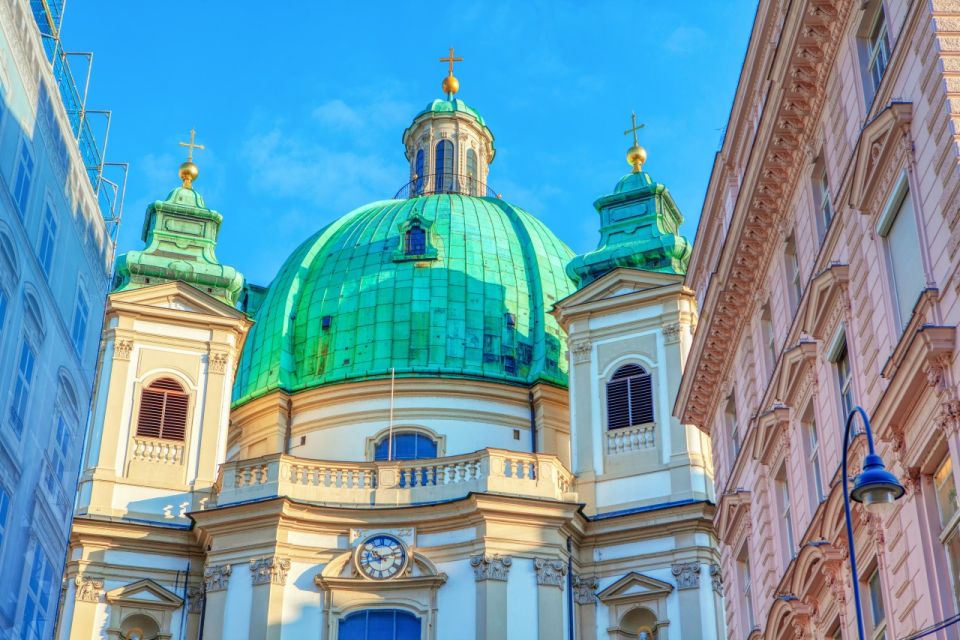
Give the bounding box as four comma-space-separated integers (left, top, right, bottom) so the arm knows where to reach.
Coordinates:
439, 47, 464, 98
177, 128, 205, 189
623, 112, 646, 173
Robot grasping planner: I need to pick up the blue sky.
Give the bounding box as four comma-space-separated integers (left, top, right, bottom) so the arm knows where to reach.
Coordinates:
67, 1, 756, 286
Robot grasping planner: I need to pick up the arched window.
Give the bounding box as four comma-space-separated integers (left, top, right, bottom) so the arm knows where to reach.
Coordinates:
606, 364, 654, 429
466, 148, 478, 196
374, 432, 437, 461
434, 140, 454, 192
404, 222, 426, 256
414, 149, 425, 195
136, 377, 189, 441
339, 609, 420, 640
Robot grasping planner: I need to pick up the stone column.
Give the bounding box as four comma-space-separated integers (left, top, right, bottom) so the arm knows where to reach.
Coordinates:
572, 574, 598, 639
470, 554, 511, 640
534, 558, 567, 640
247, 556, 291, 640
672, 562, 703, 638
69, 574, 105, 638
199, 564, 232, 640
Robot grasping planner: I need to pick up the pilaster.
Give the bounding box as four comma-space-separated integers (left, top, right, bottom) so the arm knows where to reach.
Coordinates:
247, 556, 291, 640
470, 554, 511, 640
200, 563, 231, 640
573, 574, 598, 640
534, 557, 567, 640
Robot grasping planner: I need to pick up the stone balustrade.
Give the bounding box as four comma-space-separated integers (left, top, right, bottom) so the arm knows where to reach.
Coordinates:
606, 424, 655, 454
215, 448, 576, 507
132, 436, 184, 465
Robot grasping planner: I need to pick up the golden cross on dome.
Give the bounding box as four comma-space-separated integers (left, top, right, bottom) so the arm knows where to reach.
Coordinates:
178, 128, 205, 163
439, 47, 463, 77
624, 112, 645, 147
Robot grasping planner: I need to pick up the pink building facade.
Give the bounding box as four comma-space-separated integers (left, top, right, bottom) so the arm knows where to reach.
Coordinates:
676, 0, 960, 638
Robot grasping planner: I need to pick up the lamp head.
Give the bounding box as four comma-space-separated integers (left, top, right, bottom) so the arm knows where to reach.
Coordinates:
851, 453, 905, 515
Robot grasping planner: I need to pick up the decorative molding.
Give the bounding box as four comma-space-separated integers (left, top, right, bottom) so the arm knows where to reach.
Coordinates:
572, 574, 599, 605
209, 351, 229, 375
250, 556, 291, 586
570, 338, 592, 364
534, 558, 568, 589
709, 563, 724, 596
114, 338, 133, 361
75, 575, 104, 603
937, 399, 960, 437
470, 554, 511, 582
671, 562, 701, 590
203, 563, 232, 592
663, 323, 682, 345
187, 586, 204, 613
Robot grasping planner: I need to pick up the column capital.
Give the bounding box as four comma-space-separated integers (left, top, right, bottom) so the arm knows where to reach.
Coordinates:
572, 574, 598, 604
470, 554, 512, 582
534, 557, 567, 589
250, 556, 291, 586
204, 563, 232, 592
74, 575, 104, 603
671, 561, 701, 590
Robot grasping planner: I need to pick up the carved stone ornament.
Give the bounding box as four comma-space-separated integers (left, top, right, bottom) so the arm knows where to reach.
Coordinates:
572, 574, 599, 605
203, 563, 232, 592
470, 554, 512, 582
534, 557, 568, 589
250, 556, 291, 586
663, 323, 682, 345
75, 575, 104, 602
114, 338, 133, 361
570, 339, 591, 364
209, 351, 229, 375
671, 561, 701, 590
709, 563, 724, 596
187, 586, 204, 613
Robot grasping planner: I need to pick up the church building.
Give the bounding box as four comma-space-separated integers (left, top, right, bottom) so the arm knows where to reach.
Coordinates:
55, 59, 721, 640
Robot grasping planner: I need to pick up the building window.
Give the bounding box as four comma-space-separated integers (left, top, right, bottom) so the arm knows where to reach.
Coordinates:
414, 149, 424, 195
13, 141, 34, 216
813, 157, 834, 240
725, 393, 740, 462
70, 289, 89, 356
338, 609, 421, 640
434, 139, 454, 192
466, 148, 478, 196
135, 377, 189, 441
935, 456, 960, 609
865, 568, 887, 639
374, 431, 438, 461
606, 364, 654, 430
37, 206, 57, 276
20, 545, 53, 640
10, 340, 36, 436
738, 550, 755, 633
760, 304, 776, 374
48, 414, 71, 481
0, 289, 7, 338
404, 222, 427, 256
833, 337, 855, 424
879, 180, 924, 332
804, 406, 826, 504
784, 235, 802, 313
777, 468, 796, 562
0, 488, 9, 550
860, 2, 891, 103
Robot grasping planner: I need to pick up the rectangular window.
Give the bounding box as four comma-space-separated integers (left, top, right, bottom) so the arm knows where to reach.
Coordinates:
834, 339, 855, 426
37, 206, 57, 276
761, 304, 777, 374
936, 456, 960, 608
70, 289, 89, 355
777, 469, 796, 561
739, 551, 755, 632
20, 545, 53, 640
879, 185, 924, 331
865, 8, 891, 98
0, 488, 9, 550
806, 409, 826, 504
10, 341, 36, 436
13, 142, 34, 216
785, 235, 802, 313
813, 159, 834, 240
866, 569, 887, 639
48, 414, 71, 481
725, 393, 740, 462
0, 289, 7, 338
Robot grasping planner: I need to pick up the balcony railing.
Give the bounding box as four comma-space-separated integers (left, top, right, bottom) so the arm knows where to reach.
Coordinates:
214, 448, 576, 508
394, 173, 499, 199
606, 423, 656, 454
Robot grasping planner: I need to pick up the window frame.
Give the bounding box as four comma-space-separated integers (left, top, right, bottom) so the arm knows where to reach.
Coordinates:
865, 567, 887, 640
876, 173, 924, 334
804, 406, 826, 505
134, 377, 190, 442
829, 329, 855, 428
737, 546, 756, 635
9, 338, 37, 437
12, 139, 34, 217
935, 455, 960, 611
70, 286, 89, 356
776, 467, 796, 563
760, 303, 777, 375
605, 363, 655, 431
37, 203, 57, 276
812, 157, 834, 241
373, 431, 439, 462
784, 235, 802, 313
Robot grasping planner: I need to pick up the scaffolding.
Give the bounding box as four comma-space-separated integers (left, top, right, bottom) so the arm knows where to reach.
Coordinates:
29, 0, 125, 243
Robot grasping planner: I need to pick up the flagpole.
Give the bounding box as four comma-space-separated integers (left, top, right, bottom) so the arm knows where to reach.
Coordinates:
387, 367, 395, 461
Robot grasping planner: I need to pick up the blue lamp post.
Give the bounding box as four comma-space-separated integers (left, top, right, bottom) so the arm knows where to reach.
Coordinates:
842, 406, 906, 640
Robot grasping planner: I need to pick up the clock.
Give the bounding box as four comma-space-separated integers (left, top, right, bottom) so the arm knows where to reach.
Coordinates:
355, 534, 409, 580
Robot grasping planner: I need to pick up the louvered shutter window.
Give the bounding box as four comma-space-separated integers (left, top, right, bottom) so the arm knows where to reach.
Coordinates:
606, 364, 654, 430
136, 377, 189, 441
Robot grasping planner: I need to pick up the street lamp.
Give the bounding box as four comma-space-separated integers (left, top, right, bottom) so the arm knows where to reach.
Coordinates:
842, 406, 906, 640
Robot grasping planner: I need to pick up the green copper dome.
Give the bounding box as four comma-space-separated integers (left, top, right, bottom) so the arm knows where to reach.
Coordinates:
232, 194, 576, 406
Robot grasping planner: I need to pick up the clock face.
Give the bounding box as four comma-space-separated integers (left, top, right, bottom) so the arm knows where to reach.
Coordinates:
355, 534, 408, 580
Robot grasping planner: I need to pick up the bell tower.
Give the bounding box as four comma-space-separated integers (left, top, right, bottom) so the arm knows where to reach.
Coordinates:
400, 48, 496, 197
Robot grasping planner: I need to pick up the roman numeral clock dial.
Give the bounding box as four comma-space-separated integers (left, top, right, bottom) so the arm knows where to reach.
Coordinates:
355, 534, 408, 580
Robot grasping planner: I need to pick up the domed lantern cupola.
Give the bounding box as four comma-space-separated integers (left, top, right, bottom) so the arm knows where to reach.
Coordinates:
400, 48, 496, 197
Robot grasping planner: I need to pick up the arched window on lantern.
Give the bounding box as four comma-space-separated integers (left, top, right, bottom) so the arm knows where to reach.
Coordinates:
466, 148, 478, 196
434, 140, 454, 192
136, 377, 189, 441
606, 364, 654, 429
414, 149, 425, 195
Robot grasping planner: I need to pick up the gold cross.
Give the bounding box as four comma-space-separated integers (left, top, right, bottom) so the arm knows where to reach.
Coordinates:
439, 47, 463, 76
179, 128, 205, 163
624, 112, 645, 147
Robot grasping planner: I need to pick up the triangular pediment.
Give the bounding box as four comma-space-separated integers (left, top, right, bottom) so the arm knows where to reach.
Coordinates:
802, 263, 849, 340
775, 339, 818, 406
106, 579, 183, 609
110, 281, 246, 319
751, 403, 790, 466
554, 268, 686, 322
849, 102, 912, 212
597, 571, 674, 604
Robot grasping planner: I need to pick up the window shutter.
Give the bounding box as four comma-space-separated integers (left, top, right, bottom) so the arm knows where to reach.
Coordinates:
629, 374, 654, 425
606, 378, 631, 429
607, 364, 654, 429
136, 378, 188, 441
